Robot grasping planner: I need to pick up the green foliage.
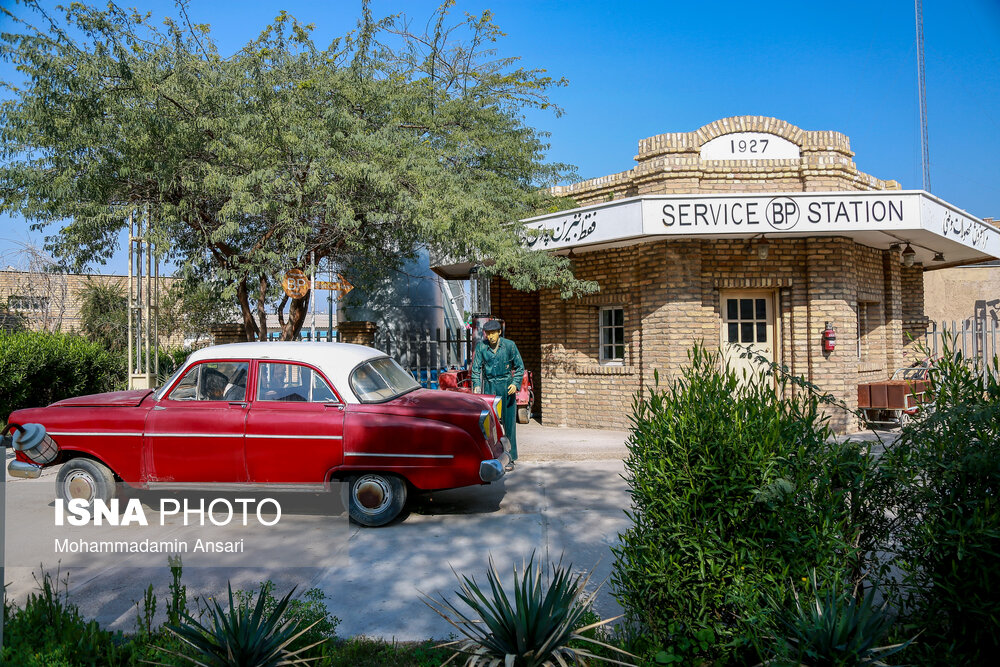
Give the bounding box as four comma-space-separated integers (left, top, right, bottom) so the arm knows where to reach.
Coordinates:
878, 344, 1000, 663
160, 274, 237, 344
229, 582, 341, 661
0, 330, 126, 418
166, 555, 188, 629
1, 569, 135, 666
320, 638, 452, 667
78, 277, 128, 353
424, 552, 635, 666
162, 582, 326, 666
1, 0, 595, 340
766, 574, 910, 667
612, 345, 881, 665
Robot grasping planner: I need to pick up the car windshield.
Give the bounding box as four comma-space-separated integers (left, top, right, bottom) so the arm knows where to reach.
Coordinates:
350, 357, 420, 402
154, 363, 188, 400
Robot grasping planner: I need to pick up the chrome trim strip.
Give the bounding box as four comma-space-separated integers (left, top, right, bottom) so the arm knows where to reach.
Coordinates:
245, 434, 342, 440
343, 452, 454, 459
149, 433, 243, 438
47, 432, 344, 440
47, 431, 142, 437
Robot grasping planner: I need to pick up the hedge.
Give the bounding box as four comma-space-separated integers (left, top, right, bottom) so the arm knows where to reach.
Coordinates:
0, 330, 126, 422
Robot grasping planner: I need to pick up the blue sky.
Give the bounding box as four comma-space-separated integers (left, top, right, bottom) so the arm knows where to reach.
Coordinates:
2, 0, 999, 274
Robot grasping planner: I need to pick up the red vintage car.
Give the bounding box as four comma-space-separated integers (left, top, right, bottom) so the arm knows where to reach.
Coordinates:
6, 342, 511, 526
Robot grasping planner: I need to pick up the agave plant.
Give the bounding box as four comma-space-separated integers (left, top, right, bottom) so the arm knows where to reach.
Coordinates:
770, 572, 912, 667
155, 583, 325, 666
423, 552, 637, 666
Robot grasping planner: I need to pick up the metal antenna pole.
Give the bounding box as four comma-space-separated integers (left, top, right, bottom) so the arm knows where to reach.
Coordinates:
915, 0, 931, 192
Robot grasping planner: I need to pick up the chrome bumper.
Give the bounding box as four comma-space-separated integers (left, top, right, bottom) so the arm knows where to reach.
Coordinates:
8, 459, 42, 479
480, 437, 513, 483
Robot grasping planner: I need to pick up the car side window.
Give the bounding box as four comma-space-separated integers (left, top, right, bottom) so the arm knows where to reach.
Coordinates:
168, 361, 249, 402
257, 362, 337, 403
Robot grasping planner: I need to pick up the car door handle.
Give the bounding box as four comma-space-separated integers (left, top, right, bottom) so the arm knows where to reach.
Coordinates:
228, 402, 247, 408
323, 403, 345, 411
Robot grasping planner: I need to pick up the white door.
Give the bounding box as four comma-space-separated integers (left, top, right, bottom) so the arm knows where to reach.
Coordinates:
721, 291, 776, 383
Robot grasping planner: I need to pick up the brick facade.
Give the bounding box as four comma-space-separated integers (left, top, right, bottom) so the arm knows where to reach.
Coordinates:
490, 117, 928, 433
0, 270, 185, 346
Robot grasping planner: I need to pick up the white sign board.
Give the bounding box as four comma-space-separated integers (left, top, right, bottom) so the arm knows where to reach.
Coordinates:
522, 201, 643, 251
521, 192, 1000, 261
643, 193, 920, 235
700, 132, 800, 160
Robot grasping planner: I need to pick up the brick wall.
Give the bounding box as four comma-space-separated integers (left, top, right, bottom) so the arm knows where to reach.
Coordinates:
552, 116, 900, 205
489, 117, 929, 433
0, 270, 182, 346
493, 236, 914, 433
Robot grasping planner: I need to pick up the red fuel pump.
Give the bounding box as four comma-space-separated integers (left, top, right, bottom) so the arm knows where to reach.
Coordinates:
822, 322, 837, 352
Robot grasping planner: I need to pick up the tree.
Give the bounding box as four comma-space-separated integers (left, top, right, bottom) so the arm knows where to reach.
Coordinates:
160, 274, 238, 346
0, 0, 595, 341
78, 278, 127, 352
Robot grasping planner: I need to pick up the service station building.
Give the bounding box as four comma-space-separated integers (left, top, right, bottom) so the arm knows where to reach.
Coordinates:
434, 117, 1000, 432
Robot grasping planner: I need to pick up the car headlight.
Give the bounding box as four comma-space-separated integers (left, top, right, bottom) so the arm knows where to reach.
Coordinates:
479, 409, 493, 442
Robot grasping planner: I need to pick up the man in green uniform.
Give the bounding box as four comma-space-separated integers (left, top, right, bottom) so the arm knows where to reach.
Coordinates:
472, 320, 525, 469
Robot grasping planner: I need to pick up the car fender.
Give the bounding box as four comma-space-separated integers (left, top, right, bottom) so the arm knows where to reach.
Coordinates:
337, 410, 484, 490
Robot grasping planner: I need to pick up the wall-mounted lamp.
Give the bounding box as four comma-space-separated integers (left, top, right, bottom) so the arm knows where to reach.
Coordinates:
567, 248, 577, 259
932, 251, 945, 262
901, 243, 916, 267
757, 236, 770, 260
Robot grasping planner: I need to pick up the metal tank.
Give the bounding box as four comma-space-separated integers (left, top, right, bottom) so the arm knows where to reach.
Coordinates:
340, 247, 467, 375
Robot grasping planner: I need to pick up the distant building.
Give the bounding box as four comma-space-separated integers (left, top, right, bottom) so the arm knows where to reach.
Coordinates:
0, 270, 181, 345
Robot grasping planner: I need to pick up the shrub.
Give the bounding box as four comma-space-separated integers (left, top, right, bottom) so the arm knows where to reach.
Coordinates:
78, 277, 128, 353
612, 345, 882, 665
879, 346, 1000, 663
0, 330, 126, 418
424, 553, 636, 666
1, 569, 134, 666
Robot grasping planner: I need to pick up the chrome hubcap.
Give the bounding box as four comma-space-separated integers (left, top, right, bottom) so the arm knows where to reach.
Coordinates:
66, 471, 96, 501
353, 475, 391, 514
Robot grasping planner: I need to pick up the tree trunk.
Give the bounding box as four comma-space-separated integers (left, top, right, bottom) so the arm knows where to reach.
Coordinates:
280, 293, 310, 340
236, 278, 260, 342
257, 275, 268, 341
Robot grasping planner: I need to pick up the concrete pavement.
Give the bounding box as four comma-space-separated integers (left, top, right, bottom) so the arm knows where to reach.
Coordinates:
2, 421, 633, 640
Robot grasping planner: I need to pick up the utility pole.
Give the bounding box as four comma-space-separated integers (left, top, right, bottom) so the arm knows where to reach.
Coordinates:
915, 0, 931, 192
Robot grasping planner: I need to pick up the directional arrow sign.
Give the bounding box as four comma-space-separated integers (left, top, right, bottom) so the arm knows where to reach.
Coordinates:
313, 274, 353, 296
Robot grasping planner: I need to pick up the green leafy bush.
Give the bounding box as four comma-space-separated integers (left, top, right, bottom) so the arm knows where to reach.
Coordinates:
0, 330, 126, 418
879, 346, 1000, 663
1, 569, 135, 666
612, 345, 882, 665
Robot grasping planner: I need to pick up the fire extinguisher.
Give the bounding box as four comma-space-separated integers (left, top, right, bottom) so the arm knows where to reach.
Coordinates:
822, 322, 837, 352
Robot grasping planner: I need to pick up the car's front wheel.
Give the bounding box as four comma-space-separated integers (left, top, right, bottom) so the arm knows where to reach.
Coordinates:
55, 458, 117, 505
344, 473, 407, 527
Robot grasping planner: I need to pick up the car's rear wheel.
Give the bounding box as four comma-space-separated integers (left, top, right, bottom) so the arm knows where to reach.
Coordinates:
56, 458, 116, 505
344, 473, 407, 527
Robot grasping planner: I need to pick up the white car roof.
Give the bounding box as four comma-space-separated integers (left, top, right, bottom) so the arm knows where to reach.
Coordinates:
178, 342, 389, 404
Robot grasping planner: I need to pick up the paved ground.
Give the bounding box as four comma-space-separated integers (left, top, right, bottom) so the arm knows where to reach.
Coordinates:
2, 421, 899, 640
2, 421, 632, 640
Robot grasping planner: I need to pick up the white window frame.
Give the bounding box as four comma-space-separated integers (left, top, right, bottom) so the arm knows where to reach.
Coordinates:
599, 306, 625, 365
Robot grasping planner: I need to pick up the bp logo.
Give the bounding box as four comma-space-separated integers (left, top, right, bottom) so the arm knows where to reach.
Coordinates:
766, 197, 799, 230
